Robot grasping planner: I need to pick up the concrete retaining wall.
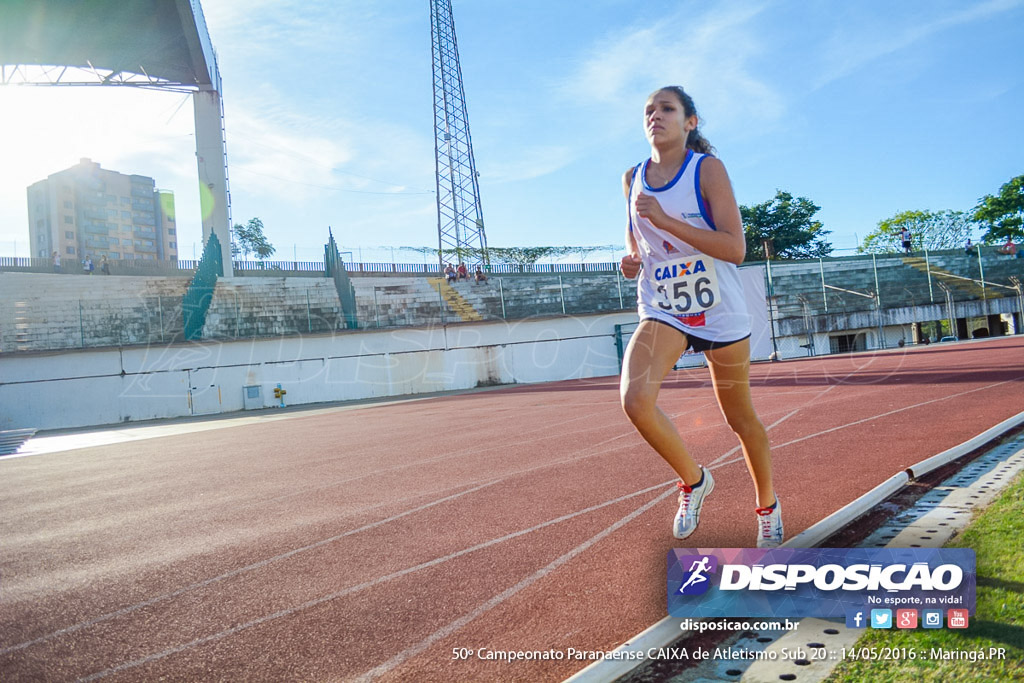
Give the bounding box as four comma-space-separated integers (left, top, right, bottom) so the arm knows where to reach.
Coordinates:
0, 312, 637, 431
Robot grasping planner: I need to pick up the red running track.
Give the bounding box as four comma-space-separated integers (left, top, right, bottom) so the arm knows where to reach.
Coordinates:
2, 337, 1023, 682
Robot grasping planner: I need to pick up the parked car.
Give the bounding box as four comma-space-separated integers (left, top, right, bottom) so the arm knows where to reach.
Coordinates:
939, 336, 958, 343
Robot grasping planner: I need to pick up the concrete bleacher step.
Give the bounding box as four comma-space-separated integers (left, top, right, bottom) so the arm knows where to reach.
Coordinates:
902, 256, 988, 298
765, 251, 1020, 319
202, 277, 344, 338
0, 428, 37, 456
0, 273, 189, 351
3, 254, 1015, 353
346, 277, 449, 327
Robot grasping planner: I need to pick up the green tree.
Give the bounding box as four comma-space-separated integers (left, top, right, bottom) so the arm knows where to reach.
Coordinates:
233, 217, 276, 260
973, 175, 1024, 243
859, 209, 975, 254
409, 244, 618, 268
488, 246, 565, 267
740, 190, 832, 261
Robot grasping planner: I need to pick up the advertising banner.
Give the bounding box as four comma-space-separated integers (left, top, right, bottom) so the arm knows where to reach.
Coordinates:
668, 548, 976, 619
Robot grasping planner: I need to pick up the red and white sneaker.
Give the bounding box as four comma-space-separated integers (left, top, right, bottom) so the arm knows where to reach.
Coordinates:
755, 497, 784, 548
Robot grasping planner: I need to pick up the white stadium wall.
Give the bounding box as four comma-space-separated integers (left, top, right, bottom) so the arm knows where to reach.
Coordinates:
0, 312, 639, 431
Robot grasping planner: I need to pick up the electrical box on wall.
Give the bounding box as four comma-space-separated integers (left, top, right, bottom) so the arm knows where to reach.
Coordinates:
242, 385, 262, 410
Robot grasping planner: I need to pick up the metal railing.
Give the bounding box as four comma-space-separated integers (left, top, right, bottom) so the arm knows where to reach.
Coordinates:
0, 255, 622, 276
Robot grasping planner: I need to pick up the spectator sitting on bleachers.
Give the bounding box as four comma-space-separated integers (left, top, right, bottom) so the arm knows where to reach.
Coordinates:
997, 236, 1017, 256
444, 263, 457, 283
474, 266, 488, 284
457, 262, 469, 280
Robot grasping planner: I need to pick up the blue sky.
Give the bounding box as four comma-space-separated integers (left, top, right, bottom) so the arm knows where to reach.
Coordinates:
1, 0, 1021, 263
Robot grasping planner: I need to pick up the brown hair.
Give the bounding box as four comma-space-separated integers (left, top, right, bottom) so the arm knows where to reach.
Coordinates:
655, 86, 715, 156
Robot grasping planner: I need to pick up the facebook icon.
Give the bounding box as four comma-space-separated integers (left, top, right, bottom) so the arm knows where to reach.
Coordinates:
845, 608, 867, 629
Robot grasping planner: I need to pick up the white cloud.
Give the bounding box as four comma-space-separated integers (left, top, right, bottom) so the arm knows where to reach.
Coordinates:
226, 98, 357, 201
201, 0, 400, 66
562, 2, 783, 129
814, 0, 1024, 88
478, 145, 574, 184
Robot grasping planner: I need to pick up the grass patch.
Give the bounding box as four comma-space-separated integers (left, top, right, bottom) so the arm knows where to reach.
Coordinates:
826, 469, 1024, 683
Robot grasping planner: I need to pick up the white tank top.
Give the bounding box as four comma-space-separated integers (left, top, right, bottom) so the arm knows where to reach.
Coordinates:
628, 150, 750, 341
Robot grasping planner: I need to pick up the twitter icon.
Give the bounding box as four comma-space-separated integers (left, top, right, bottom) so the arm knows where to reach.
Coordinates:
870, 609, 893, 629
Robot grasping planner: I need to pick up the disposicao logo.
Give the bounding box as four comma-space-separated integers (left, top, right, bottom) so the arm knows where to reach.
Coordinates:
717, 561, 962, 591
676, 555, 718, 596
667, 548, 975, 619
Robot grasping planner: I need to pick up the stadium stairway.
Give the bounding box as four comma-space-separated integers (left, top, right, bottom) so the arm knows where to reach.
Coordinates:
902, 256, 988, 298
426, 278, 484, 322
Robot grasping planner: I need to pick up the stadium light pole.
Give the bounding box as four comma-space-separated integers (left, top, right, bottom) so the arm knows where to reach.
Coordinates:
430, 0, 489, 273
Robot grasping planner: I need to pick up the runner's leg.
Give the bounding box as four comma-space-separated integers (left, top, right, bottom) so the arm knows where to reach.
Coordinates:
620, 320, 702, 484
704, 339, 775, 507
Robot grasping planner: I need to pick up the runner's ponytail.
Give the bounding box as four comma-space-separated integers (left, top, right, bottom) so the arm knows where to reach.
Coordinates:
657, 85, 716, 156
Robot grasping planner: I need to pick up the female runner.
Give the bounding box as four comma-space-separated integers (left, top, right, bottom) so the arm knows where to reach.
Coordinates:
619, 86, 782, 548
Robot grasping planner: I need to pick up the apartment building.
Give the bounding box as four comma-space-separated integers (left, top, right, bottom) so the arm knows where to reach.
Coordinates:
27, 158, 178, 264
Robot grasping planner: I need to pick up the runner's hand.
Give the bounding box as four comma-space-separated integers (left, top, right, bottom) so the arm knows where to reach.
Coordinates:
635, 192, 668, 227
620, 253, 642, 279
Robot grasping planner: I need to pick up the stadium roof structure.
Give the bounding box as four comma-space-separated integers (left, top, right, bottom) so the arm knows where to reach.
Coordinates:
0, 0, 235, 274
0, 0, 219, 91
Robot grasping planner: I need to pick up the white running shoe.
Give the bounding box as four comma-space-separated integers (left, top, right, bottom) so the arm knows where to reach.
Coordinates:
673, 467, 714, 540
756, 497, 784, 548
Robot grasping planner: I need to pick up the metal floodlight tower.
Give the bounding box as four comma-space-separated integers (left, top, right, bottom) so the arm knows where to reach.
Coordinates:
430, 0, 488, 269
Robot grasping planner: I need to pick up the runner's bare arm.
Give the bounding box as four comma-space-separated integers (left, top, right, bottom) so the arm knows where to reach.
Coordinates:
621, 168, 642, 278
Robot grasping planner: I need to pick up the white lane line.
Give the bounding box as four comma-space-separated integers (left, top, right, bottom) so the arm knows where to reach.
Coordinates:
264, 418, 630, 505
768, 377, 1022, 452
351, 408, 811, 681
2, 480, 501, 656
708, 409, 802, 466
352, 487, 678, 682
709, 380, 1020, 465
559, 377, 1024, 683
5, 428, 654, 658
71, 482, 673, 681
13, 391, 503, 458
37, 367, 1005, 672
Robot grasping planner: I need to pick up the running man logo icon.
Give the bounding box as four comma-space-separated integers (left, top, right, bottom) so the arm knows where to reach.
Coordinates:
677, 554, 718, 596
